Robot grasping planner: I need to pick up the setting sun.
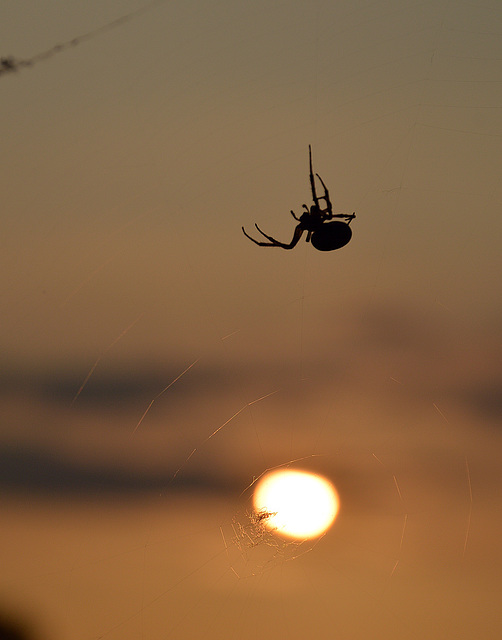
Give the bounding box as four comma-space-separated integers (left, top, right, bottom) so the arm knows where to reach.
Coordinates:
253, 470, 340, 539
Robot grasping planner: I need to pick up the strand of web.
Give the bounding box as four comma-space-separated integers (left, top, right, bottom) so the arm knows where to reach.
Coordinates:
169, 389, 280, 482
0, 0, 170, 78
432, 403, 473, 559
71, 314, 145, 405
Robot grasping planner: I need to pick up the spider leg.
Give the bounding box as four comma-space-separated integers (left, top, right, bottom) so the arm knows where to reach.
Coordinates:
327, 211, 356, 223
291, 210, 301, 221
308, 145, 319, 209
254, 223, 278, 241
315, 172, 355, 223
242, 223, 305, 249
254, 223, 305, 248
315, 172, 333, 217
242, 226, 266, 245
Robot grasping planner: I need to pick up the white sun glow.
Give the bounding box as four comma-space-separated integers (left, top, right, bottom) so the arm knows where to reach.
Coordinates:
253, 470, 340, 539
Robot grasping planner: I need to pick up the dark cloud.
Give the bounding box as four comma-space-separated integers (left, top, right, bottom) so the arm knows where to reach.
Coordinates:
457, 382, 502, 421
346, 300, 447, 354
0, 443, 232, 496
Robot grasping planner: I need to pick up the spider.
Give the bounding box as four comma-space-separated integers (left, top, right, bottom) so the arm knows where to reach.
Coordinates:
242, 145, 355, 251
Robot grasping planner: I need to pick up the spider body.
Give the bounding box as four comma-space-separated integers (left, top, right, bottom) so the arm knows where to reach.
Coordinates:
242, 145, 355, 251
311, 220, 352, 251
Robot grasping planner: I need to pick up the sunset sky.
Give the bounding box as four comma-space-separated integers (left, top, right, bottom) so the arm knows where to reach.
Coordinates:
1, 1, 501, 639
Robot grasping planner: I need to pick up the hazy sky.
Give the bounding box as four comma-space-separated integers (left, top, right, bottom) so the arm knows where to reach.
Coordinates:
2, 0, 501, 370
1, 1, 501, 639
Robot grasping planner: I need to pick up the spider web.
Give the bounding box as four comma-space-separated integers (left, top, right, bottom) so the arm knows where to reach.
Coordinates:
1, 1, 501, 639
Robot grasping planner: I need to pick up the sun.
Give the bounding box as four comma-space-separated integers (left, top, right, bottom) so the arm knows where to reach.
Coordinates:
252, 469, 340, 539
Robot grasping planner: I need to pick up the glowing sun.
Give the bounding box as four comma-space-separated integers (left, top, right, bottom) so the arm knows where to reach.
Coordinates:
253, 470, 340, 539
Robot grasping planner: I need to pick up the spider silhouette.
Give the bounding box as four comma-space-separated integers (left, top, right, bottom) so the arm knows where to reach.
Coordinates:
242, 145, 355, 251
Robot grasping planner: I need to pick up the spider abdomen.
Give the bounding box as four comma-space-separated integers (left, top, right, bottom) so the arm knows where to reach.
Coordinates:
311, 221, 352, 252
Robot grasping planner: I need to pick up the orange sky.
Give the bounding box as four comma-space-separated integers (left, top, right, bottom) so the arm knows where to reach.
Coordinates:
1, 1, 501, 639
2, 0, 501, 370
